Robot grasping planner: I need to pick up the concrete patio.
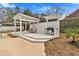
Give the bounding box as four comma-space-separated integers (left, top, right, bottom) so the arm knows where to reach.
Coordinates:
11, 32, 55, 42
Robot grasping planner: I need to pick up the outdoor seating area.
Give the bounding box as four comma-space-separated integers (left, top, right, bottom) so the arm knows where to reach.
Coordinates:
0, 3, 79, 56
11, 32, 55, 42
11, 13, 60, 42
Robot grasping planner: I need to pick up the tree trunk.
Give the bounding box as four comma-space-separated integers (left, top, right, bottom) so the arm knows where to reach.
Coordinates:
72, 36, 76, 43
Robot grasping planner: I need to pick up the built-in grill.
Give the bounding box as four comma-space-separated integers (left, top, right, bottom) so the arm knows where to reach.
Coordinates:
46, 27, 54, 35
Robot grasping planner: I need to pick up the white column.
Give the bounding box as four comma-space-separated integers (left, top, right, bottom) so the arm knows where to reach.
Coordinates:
20, 19, 22, 32
29, 22, 30, 31
14, 19, 16, 32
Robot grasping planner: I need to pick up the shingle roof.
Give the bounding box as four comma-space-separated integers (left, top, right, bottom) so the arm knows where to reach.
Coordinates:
65, 9, 79, 20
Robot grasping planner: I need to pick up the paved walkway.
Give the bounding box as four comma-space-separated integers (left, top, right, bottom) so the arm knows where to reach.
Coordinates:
0, 33, 45, 56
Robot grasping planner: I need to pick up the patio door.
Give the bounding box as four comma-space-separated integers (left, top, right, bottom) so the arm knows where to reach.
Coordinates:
27, 23, 30, 31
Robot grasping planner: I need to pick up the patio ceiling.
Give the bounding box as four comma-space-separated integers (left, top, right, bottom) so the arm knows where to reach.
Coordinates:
17, 19, 38, 23
13, 13, 40, 23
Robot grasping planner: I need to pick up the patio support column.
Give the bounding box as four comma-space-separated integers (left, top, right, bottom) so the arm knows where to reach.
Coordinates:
14, 19, 16, 32
29, 22, 31, 31
20, 18, 22, 32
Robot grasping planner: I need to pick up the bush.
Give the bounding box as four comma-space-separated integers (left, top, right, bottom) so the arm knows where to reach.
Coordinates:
60, 19, 79, 32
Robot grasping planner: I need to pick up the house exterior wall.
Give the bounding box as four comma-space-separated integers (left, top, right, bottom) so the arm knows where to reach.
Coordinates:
32, 20, 60, 37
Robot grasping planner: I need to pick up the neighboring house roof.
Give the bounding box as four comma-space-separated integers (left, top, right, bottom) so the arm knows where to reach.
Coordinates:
13, 13, 40, 23
65, 9, 79, 20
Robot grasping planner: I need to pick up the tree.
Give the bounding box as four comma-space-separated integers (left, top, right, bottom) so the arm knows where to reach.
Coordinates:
41, 13, 47, 16
15, 6, 20, 14
6, 8, 15, 22
47, 6, 64, 17
7, 8, 14, 17
64, 28, 79, 43
23, 8, 32, 16
0, 8, 14, 22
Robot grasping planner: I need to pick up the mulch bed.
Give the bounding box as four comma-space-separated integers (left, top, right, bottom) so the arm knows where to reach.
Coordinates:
8, 33, 18, 38
44, 33, 79, 56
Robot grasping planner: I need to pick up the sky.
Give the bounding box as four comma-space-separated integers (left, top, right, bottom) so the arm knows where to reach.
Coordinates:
0, 3, 79, 16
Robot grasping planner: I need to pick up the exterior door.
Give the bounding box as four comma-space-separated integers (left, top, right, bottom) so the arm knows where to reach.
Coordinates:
27, 23, 30, 30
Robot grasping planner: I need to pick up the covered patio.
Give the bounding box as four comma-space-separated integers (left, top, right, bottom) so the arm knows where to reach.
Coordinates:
13, 13, 39, 33
11, 13, 55, 42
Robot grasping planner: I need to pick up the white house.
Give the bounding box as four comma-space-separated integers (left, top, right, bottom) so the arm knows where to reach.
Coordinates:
12, 13, 60, 42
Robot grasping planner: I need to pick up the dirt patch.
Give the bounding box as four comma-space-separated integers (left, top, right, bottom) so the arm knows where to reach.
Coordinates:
0, 33, 45, 56
45, 33, 79, 56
